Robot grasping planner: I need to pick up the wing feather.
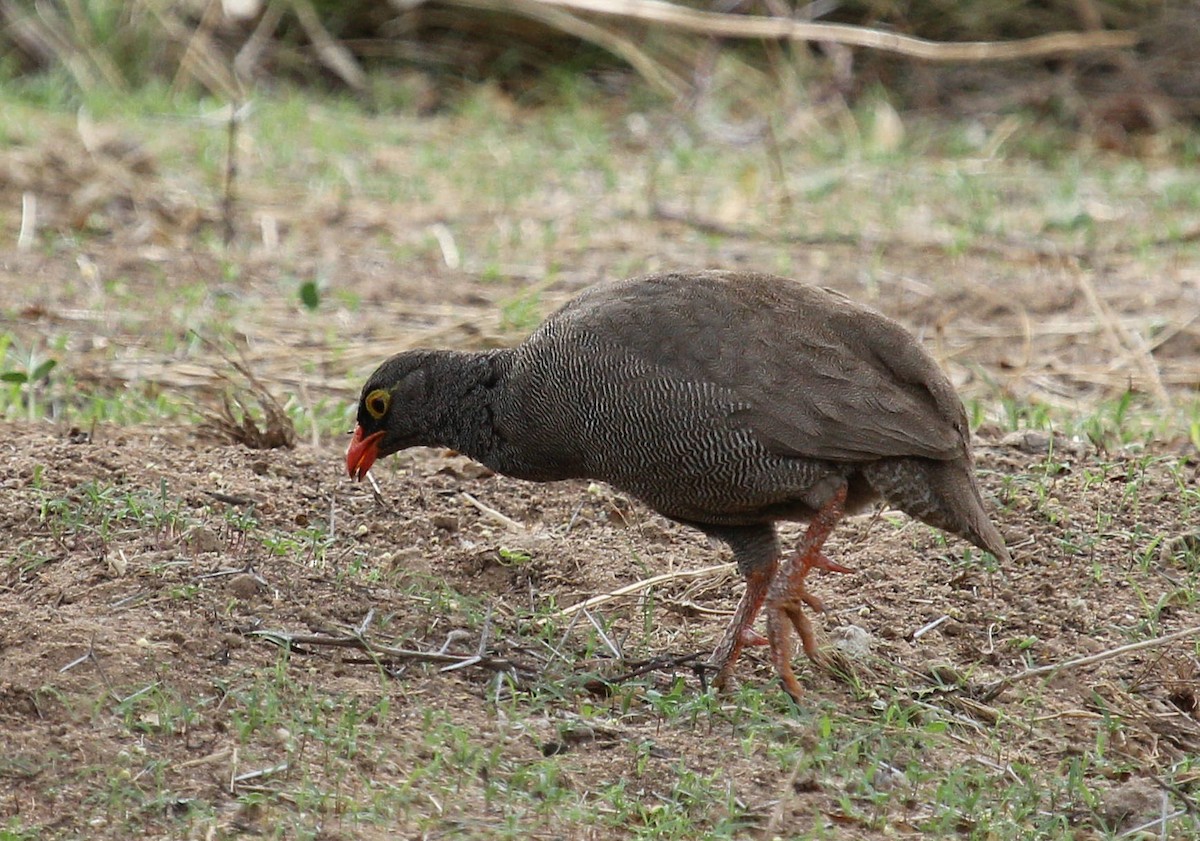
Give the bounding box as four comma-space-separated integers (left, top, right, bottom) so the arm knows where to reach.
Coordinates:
540, 270, 968, 463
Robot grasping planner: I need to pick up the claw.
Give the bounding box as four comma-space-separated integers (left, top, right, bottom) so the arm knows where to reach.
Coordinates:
741, 628, 769, 647
764, 485, 849, 701
805, 551, 854, 576
710, 559, 777, 691
767, 607, 804, 703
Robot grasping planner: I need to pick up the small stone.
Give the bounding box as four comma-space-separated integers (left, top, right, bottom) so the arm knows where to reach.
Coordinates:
229, 574, 260, 600
431, 514, 459, 531
107, 552, 128, 577
1000, 430, 1052, 453
871, 763, 906, 792
1097, 778, 1159, 832
457, 462, 495, 479
184, 526, 222, 554
1160, 531, 1200, 565
830, 624, 872, 659
388, 547, 424, 567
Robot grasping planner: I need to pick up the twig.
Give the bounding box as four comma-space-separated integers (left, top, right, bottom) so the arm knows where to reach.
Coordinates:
12, 1, 97, 90
223, 100, 241, 246
428, 223, 461, 270
558, 561, 736, 617
192, 332, 296, 449
18, 192, 36, 250
204, 490, 256, 506
59, 634, 121, 701
61, 0, 127, 91
1149, 770, 1200, 818
157, 0, 240, 99
234, 0, 287, 80
980, 624, 1200, 702
365, 470, 389, 508
582, 609, 623, 660
197, 563, 261, 580
513, 0, 1137, 61
461, 492, 525, 531
0, 1, 55, 65
441, 605, 494, 672
763, 118, 792, 214
174, 748, 233, 770
437, 628, 473, 654
232, 762, 289, 786
764, 750, 808, 840
356, 608, 376, 637
293, 0, 367, 91
600, 651, 702, 685
1119, 808, 1185, 839
246, 629, 539, 677
434, 0, 687, 97
1075, 267, 1170, 408
911, 614, 950, 641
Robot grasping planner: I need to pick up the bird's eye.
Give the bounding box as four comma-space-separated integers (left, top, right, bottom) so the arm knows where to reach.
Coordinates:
364, 389, 390, 420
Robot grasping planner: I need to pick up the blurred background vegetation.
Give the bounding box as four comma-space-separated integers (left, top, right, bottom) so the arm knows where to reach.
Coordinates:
0, 0, 1196, 138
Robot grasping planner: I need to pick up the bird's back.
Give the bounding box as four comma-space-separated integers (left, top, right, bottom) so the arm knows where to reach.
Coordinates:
488, 271, 1002, 555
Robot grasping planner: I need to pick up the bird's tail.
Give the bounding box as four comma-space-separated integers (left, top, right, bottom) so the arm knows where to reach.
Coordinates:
863, 457, 1011, 564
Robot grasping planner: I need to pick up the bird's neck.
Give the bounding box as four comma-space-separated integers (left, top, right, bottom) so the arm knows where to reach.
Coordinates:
426, 348, 513, 462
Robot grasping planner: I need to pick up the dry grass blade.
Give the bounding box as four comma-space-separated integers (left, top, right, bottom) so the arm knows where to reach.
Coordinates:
234, 0, 287, 80
981, 624, 1200, 702
558, 561, 736, 617
292, 0, 367, 91
0, 0, 98, 91
1075, 266, 1171, 408
141, 0, 240, 100
519, 0, 1138, 61
246, 629, 540, 677
60, 0, 129, 91
444, 0, 687, 98
195, 337, 297, 450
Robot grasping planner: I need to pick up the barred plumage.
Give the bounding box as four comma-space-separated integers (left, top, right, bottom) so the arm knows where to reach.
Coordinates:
347, 269, 1010, 701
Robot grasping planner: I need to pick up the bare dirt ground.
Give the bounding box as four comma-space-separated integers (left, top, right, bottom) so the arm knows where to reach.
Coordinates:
2, 109, 1200, 838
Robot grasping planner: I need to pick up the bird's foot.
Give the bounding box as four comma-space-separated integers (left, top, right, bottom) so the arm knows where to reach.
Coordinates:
766, 600, 818, 703
709, 561, 776, 692
741, 627, 769, 647
802, 550, 854, 577
764, 485, 848, 703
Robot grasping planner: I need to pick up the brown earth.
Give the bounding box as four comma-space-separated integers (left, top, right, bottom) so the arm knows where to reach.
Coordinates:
2, 110, 1200, 839
3, 405, 1200, 838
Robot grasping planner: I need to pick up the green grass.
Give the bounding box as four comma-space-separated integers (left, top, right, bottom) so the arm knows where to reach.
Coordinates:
4, 66, 1200, 841
4, 80, 1200, 436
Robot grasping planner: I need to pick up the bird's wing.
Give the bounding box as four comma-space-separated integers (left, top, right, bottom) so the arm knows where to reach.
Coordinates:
544, 271, 968, 462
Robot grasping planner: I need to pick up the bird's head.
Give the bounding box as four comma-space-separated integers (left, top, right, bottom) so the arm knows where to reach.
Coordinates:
345, 352, 440, 481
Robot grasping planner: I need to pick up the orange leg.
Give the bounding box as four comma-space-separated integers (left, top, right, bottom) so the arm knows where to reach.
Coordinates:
710, 557, 777, 690
766, 485, 850, 703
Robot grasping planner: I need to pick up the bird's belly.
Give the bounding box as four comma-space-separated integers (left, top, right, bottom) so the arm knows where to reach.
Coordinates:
495, 368, 863, 523
592, 441, 855, 526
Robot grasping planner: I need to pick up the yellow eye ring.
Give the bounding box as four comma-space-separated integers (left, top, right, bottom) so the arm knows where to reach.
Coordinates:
364, 388, 390, 420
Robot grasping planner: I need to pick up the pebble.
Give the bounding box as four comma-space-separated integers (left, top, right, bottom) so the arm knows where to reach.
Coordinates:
184, 526, 222, 554
229, 574, 260, 600
431, 514, 459, 531
830, 624, 872, 659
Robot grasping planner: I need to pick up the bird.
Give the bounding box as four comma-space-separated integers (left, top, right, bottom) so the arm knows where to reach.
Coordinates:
346, 270, 1010, 702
